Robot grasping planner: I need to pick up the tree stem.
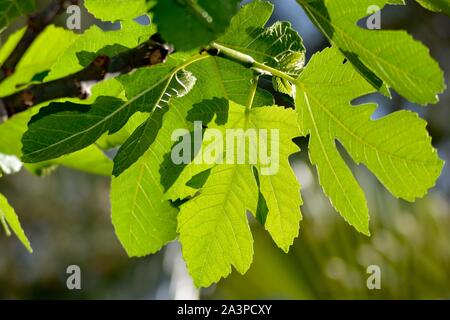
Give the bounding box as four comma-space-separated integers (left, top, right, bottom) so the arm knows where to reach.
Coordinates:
0, 38, 172, 121
210, 42, 255, 68
211, 42, 297, 83
0, 37, 297, 121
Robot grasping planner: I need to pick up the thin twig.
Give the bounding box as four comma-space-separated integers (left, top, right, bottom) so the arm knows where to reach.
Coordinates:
0, 37, 173, 121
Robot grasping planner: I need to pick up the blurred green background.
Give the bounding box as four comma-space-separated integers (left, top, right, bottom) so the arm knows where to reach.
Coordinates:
0, 0, 449, 299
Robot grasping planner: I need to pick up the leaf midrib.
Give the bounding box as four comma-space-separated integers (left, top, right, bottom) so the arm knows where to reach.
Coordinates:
24, 55, 209, 159
302, 90, 366, 228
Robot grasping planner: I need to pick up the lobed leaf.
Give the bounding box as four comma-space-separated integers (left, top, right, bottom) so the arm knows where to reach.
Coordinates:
111, 55, 273, 257
297, 0, 445, 105
169, 101, 302, 287
216, 0, 305, 96
295, 47, 444, 234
